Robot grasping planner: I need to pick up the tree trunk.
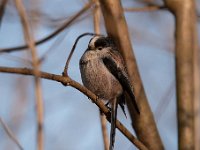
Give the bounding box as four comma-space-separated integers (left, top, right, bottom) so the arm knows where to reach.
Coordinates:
164, 0, 199, 149
99, 0, 164, 149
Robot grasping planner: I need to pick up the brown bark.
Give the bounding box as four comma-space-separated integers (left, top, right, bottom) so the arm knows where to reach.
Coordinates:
124, 5, 165, 12
14, 0, 44, 150
0, 66, 148, 150
194, 43, 200, 150
99, 0, 164, 149
164, 0, 199, 149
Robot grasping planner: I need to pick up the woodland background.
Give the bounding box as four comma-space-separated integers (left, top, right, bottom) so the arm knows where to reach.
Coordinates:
0, 0, 200, 150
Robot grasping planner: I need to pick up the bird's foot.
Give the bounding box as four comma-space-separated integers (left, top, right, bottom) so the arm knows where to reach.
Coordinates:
105, 102, 111, 112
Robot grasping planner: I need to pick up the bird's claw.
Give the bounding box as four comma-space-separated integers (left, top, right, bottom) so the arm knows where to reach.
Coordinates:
105, 102, 111, 112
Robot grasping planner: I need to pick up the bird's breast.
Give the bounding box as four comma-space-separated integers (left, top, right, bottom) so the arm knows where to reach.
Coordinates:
79, 52, 122, 100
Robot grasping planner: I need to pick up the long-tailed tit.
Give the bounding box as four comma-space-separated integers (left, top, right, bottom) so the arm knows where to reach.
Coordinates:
79, 36, 140, 150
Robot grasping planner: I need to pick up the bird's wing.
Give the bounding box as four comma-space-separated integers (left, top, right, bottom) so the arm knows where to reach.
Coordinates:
102, 49, 140, 114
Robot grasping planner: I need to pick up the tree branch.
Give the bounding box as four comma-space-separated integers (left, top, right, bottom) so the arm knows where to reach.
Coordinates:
164, 0, 200, 149
99, 0, 164, 149
0, 66, 148, 150
0, 117, 23, 150
124, 5, 166, 12
0, 2, 93, 53
14, 0, 43, 149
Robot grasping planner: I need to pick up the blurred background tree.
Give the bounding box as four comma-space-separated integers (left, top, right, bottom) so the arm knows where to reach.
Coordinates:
0, 0, 199, 150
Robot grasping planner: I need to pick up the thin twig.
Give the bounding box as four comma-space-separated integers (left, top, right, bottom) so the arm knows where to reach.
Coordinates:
0, 2, 93, 53
62, 32, 101, 77
0, 66, 148, 150
14, 1, 44, 150
1, 53, 32, 66
100, 112, 109, 150
124, 6, 166, 12
155, 81, 175, 122
39, 30, 69, 63
0, 116, 23, 150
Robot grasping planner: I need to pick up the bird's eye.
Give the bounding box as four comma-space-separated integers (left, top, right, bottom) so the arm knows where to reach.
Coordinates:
98, 47, 102, 50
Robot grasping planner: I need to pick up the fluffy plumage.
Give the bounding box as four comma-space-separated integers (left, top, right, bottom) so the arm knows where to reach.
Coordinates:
79, 36, 139, 150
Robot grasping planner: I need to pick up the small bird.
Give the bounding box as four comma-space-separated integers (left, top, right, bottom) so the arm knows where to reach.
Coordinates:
79, 35, 140, 150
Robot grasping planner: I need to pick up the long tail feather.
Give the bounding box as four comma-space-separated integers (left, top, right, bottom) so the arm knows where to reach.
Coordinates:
109, 98, 118, 150
118, 94, 127, 118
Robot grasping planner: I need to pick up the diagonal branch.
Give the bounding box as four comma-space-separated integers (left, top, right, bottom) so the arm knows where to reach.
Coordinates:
99, 0, 163, 149
0, 66, 148, 150
124, 5, 166, 12
0, 117, 23, 150
0, 2, 93, 53
164, 0, 200, 149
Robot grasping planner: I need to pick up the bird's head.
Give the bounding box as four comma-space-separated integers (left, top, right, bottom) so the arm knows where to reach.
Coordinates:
87, 36, 117, 51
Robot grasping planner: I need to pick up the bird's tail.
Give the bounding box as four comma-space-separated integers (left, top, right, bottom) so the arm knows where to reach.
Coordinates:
130, 93, 140, 114
109, 98, 118, 150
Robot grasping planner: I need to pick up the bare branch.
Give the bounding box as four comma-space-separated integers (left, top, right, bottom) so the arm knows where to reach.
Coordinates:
1, 53, 31, 65
0, 2, 93, 53
99, 0, 164, 149
124, 6, 166, 12
0, 66, 148, 150
164, 0, 200, 149
39, 30, 68, 63
155, 81, 175, 122
0, 117, 23, 150
14, 0, 43, 150
99, 112, 109, 150
93, 0, 101, 34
